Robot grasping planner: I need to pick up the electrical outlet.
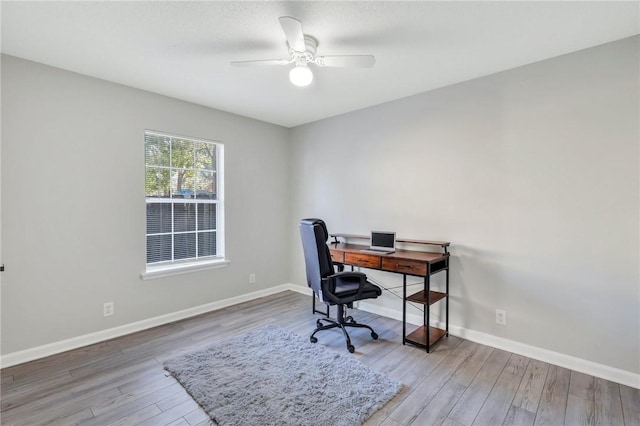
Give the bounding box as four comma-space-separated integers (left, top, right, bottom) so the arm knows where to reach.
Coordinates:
103, 302, 114, 317
496, 309, 507, 325
249, 273, 256, 284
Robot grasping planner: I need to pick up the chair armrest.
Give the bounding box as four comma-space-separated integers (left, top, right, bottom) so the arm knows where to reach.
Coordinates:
321, 271, 368, 304
327, 271, 367, 280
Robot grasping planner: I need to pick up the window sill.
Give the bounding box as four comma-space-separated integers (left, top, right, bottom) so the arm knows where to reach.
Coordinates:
141, 259, 230, 280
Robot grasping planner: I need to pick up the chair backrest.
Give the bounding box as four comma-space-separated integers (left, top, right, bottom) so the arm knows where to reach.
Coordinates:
299, 218, 334, 300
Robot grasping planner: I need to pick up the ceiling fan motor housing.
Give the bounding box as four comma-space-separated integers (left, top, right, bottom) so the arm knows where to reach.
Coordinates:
289, 35, 318, 65
303, 35, 317, 55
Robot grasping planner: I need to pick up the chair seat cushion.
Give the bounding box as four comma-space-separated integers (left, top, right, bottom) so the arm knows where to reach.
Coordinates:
334, 274, 382, 301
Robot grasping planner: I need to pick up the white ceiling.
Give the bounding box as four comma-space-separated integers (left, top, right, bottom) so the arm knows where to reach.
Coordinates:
2, 1, 638, 128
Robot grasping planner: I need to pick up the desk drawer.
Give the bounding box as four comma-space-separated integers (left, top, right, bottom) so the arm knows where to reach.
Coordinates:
345, 253, 381, 269
382, 258, 427, 276
330, 250, 344, 264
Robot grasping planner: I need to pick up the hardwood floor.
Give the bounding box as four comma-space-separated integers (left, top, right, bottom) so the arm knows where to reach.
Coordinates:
1, 291, 638, 426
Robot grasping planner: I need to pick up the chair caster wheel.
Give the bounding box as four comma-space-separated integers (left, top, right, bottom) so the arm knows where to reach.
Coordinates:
371, 332, 379, 340
310, 337, 317, 343
347, 345, 355, 353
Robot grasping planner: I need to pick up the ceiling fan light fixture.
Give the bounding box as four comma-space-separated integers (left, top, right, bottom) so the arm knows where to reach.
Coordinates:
289, 65, 313, 87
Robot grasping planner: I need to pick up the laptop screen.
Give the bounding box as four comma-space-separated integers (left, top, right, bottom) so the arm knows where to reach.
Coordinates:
371, 231, 396, 251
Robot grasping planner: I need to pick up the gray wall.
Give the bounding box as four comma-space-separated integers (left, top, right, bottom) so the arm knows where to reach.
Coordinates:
289, 36, 639, 374
1, 55, 291, 354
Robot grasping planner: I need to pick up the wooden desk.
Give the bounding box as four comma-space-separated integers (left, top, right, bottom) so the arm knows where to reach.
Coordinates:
328, 241, 450, 352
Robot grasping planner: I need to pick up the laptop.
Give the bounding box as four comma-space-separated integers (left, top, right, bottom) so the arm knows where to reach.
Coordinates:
365, 231, 396, 254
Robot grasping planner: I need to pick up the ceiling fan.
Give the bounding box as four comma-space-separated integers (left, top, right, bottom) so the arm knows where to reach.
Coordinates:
231, 16, 376, 87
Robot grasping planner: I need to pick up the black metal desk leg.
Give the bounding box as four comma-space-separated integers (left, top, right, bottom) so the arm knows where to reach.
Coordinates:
402, 274, 407, 345
446, 264, 449, 336
312, 295, 329, 317
425, 274, 430, 353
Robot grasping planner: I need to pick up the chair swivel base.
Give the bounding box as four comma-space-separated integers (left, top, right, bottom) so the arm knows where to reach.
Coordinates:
309, 305, 378, 353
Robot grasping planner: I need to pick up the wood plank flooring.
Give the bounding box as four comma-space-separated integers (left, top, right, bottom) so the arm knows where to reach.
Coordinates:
1, 291, 638, 426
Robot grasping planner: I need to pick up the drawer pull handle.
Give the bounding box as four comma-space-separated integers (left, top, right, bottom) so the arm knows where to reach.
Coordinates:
397, 264, 412, 269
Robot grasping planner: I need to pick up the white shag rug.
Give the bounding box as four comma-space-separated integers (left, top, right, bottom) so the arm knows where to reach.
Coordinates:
163, 324, 401, 426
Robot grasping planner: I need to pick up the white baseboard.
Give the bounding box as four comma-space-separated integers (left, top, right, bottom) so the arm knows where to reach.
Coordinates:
356, 300, 640, 389
0, 283, 303, 369
3, 282, 638, 390
287, 283, 312, 296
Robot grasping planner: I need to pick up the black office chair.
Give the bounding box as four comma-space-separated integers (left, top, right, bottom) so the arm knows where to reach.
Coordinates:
299, 218, 382, 353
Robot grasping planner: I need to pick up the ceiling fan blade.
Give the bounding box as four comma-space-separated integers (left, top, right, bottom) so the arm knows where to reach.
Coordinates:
279, 16, 306, 52
314, 55, 376, 68
230, 59, 291, 67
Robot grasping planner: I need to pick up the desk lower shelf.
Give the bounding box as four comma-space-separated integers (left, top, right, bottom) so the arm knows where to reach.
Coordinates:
404, 287, 449, 352
407, 290, 447, 305
405, 326, 447, 348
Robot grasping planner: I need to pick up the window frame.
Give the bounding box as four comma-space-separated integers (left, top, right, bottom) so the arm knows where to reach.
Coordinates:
142, 130, 227, 279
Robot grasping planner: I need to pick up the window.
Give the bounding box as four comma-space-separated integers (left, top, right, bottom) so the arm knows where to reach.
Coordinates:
144, 131, 225, 273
